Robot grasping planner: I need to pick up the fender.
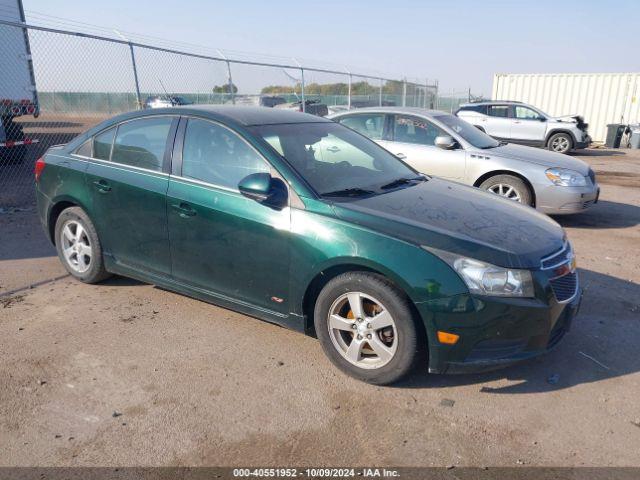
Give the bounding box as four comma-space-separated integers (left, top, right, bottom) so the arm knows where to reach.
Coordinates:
545, 128, 577, 146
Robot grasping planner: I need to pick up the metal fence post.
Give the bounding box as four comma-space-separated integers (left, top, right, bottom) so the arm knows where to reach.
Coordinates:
300, 68, 306, 113
347, 72, 352, 110
128, 43, 142, 110
226, 61, 235, 105
402, 79, 407, 107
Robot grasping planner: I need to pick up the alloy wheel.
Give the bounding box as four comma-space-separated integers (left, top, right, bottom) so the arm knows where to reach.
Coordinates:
60, 220, 92, 273
327, 292, 398, 369
551, 136, 570, 152
487, 183, 522, 202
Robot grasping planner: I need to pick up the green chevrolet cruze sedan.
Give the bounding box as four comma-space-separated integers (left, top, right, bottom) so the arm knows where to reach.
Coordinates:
35, 106, 580, 384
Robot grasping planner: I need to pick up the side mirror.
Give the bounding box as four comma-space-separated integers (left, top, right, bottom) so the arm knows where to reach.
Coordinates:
434, 135, 458, 150
238, 172, 288, 209
539, 117, 547, 122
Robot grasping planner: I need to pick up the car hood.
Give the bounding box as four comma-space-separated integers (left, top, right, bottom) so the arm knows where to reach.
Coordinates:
486, 143, 590, 174
331, 178, 565, 269
552, 114, 581, 123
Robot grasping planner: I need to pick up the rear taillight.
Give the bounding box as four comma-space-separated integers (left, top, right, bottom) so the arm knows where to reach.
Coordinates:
34, 157, 46, 182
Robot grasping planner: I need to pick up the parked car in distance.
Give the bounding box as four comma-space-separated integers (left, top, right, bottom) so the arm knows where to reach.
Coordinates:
144, 95, 193, 109
259, 96, 287, 108
274, 98, 328, 117
36, 106, 579, 385
456, 101, 591, 154
329, 107, 599, 215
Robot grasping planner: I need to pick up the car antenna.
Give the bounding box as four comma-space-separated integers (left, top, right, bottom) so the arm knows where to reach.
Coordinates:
158, 79, 172, 102
281, 69, 301, 102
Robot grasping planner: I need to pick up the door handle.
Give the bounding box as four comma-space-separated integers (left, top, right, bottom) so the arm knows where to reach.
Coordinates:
171, 203, 196, 218
396, 152, 407, 159
92, 180, 111, 193
326, 146, 341, 153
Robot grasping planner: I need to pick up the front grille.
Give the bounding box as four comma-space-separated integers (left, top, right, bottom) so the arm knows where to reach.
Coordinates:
465, 338, 528, 362
541, 242, 572, 270
550, 272, 578, 302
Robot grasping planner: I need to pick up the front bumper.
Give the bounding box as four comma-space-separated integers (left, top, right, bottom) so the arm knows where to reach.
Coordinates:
420, 287, 581, 375
575, 134, 592, 149
536, 181, 600, 215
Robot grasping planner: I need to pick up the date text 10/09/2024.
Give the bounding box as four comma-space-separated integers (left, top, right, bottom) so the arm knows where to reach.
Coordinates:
232, 468, 400, 477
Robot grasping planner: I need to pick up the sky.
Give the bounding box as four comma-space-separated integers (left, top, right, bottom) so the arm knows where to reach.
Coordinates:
15, 0, 640, 96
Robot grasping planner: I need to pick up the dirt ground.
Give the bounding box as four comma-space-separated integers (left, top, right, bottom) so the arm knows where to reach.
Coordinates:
0, 146, 639, 467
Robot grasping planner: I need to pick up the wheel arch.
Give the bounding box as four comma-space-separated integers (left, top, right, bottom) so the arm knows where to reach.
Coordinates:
46, 196, 89, 245
545, 128, 577, 147
473, 170, 537, 207
300, 260, 425, 339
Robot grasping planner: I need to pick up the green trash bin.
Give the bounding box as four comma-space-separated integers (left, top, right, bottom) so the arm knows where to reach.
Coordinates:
605, 123, 626, 148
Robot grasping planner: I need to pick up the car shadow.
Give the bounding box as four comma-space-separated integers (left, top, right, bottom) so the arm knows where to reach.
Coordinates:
396, 268, 640, 392
574, 149, 627, 157
552, 200, 640, 229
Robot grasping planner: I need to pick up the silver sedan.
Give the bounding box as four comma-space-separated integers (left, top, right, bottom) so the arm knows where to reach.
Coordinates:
328, 107, 599, 215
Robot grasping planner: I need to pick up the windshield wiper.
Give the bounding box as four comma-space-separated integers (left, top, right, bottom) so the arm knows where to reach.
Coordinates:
321, 187, 376, 197
380, 176, 425, 190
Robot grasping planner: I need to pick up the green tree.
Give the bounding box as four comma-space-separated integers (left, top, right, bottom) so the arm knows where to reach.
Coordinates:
213, 83, 238, 94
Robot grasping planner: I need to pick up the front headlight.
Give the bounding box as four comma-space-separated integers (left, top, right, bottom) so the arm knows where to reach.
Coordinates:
424, 247, 535, 298
545, 168, 587, 187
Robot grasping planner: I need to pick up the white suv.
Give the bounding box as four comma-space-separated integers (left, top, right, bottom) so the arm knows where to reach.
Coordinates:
456, 101, 591, 154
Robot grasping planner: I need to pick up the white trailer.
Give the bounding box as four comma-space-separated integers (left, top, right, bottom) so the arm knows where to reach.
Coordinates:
492, 72, 640, 144
0, 0, 39, 161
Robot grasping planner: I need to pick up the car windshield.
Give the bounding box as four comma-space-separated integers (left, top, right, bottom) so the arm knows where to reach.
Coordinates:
250, 122, 421, 196
435, 114, 500, 149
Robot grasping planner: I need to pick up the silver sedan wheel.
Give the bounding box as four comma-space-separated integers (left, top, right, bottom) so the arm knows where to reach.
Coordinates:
487, 183, 522, 202
60, 220, 92, 273
550, 136, 570, 153
327, 292, 398, 369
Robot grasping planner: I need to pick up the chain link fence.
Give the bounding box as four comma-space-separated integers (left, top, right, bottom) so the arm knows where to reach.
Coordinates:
0, 19, 438, 208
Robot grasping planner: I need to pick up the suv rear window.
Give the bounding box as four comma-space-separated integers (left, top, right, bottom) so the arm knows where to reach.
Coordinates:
458, 105, 486, 114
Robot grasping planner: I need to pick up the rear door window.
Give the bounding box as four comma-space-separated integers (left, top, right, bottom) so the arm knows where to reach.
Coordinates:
487, 105, 510, 118
337, 114, 385, 140
111, 117, 173, 171
93, 127, 115, 160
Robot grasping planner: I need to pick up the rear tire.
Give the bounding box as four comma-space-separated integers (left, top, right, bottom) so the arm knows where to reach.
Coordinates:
479, 174, 533, 206
54, 206, 111, 284
547, 132, 573, 154
314, 272, 421, 385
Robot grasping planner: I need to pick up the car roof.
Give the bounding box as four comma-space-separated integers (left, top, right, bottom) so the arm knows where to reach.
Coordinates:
170, 105, 332, 126
328, 106, 449, 118
458, 100, 525, 107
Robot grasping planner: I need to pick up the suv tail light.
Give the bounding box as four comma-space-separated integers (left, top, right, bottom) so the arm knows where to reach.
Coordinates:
34, 156, 46, 182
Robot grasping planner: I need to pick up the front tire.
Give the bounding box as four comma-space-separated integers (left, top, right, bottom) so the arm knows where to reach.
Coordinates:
54, 206, 111, 284
479, 174, 533, 206
547, 132, 573, 154
314, 272, 420, 385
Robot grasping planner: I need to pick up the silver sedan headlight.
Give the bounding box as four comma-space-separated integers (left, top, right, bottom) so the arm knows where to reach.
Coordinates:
424, 247, 535, 298
545, 168, 587, 187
